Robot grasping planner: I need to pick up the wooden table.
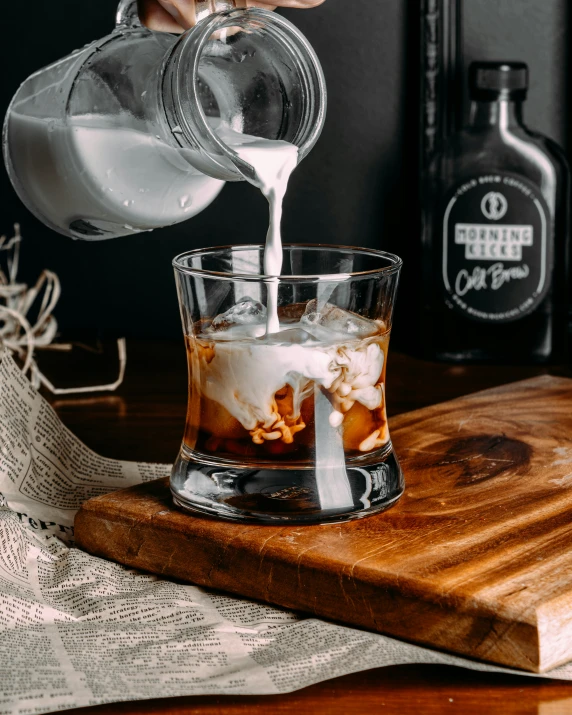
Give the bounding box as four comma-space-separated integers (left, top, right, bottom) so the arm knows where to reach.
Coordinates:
41, 340, 572, 715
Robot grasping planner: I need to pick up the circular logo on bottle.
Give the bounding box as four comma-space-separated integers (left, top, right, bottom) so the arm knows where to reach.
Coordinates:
481, 191, 508, 220
441, 175, 552, 323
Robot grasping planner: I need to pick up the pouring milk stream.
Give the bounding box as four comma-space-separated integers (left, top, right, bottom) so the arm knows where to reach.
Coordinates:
216, 127, 299, 334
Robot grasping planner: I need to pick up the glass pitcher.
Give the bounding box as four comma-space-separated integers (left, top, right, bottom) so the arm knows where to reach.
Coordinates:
2, 0, 326, 240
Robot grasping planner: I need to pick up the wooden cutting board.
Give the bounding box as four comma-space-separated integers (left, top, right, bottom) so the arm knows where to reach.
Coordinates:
75, 375, 572, 673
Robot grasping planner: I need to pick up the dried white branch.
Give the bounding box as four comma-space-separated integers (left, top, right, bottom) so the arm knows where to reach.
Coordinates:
0, 224, 126, 394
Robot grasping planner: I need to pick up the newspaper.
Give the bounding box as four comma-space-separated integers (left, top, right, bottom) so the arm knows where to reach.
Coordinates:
1, 349, 572, 715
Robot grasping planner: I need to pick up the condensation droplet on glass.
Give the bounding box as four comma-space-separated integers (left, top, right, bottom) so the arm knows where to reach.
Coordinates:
123, 199, 134, 207
172, 126, 183, 135
141, 90, 147, 97
179, 195, 190, 208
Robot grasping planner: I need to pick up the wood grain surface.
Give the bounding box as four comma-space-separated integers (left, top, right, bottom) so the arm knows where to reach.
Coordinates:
75, 372, 572, 674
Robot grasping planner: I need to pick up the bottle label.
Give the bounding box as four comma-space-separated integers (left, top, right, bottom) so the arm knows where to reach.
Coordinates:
442, 174, 551, 323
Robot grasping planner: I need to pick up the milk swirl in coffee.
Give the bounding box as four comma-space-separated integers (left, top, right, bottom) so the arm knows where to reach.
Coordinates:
184, 127, 390, 460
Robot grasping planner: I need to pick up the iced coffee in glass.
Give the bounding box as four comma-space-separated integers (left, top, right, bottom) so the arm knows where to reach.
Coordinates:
171, 245, 403, 524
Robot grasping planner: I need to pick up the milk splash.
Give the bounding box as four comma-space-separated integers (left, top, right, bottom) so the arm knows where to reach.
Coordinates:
202, 125, 388, 454
216, 127, 299, 334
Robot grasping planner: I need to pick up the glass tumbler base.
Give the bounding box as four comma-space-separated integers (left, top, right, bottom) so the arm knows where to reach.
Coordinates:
170, 450, 404, 525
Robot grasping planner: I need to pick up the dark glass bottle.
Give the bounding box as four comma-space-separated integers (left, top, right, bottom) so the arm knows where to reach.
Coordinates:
421, 61, 569, 363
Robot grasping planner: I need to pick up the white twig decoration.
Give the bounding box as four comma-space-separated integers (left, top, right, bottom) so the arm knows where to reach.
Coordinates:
0, 224, 126, 394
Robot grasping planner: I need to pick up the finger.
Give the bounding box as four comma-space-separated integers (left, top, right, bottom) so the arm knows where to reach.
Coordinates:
137, 0, 186, 31
139, 0, 198, 31
155, 0, 199, 29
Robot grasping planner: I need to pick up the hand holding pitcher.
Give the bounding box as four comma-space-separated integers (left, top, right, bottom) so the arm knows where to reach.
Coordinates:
138, 0, 326, 31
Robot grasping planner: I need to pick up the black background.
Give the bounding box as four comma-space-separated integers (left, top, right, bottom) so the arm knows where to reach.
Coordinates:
0, 0, 569, 347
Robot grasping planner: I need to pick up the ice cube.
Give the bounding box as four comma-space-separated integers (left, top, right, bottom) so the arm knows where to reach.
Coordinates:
210, 297, 267, 331
301, 300, 379, 339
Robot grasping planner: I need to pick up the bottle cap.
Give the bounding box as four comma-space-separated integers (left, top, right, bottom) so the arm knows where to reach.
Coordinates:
469, 61, 528, 101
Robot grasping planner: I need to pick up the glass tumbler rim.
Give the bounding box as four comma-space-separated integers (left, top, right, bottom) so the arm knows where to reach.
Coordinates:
172, 243, 403, 282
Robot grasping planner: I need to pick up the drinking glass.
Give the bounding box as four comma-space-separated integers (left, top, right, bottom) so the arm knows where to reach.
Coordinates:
171, 244, 403, 524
